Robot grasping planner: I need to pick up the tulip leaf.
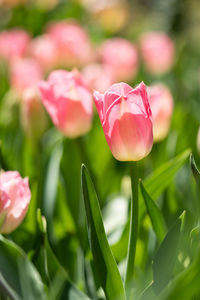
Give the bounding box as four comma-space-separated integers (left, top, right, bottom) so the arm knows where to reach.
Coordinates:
144, 149, 191, 200
0, 234, 46, 300
43, 142, 63, 235
158, 251, 200, 300
112, 149, 190, 262
140, 180, 167, 242
34, 210, 91, 300
152, 212, 185, 294
81, 164, 126, 300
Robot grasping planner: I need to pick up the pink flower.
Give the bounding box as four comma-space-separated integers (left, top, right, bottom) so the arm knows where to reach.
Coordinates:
148, 83, 173, 142
29, 34, 58, 72
47, 21, 93, 67
100, 38, 138, 81
140, 32, 174, 75
0, 171, 31, 234
39, 70, 93, 138
82, 63, 115, 93
0, 0, 25, 7
93, 82, 153, 161
10, 58, 43, 95
0, 29, 30, 62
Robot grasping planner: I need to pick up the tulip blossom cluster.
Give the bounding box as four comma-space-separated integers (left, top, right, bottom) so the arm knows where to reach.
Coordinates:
0, 171, 31, 234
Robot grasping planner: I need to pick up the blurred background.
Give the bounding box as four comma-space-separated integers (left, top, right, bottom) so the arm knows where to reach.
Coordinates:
0, 0, 200, 298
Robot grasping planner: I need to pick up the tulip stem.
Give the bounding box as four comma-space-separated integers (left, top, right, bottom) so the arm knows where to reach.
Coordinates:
125, 161, 139, 296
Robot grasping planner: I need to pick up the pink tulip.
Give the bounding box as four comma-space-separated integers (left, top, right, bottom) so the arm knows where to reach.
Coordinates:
21, 87, 48, 139
0, 171, 31, 234
47, 21, 93, 67
140, 32, 174, 75
93, 82, 153, 161
148, 83, 173, 142
0, 29, 30, 62
82, 63, 115, 93
10, 58, 43, 95
100, 38, 138, 81
39, 70, 93, 138
29, 34, 58, 72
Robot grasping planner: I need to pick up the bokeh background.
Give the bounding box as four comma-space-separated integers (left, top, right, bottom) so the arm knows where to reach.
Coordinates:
0, 0, 200, 299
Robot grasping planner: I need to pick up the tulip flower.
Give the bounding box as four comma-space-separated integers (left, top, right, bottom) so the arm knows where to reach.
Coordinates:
47, 21, 93, 67
82, 63, 115, 93
39, 70, 93, 138
29, 34, 58, 72
0, 171, 31, 234
21, 87, 48, 139
100, 38, 138, 81
93, 82, 153, 161
140, 32, 174, 75
148, 83, 173, 142
10, 58, 43, 95
0, 29, 30, 62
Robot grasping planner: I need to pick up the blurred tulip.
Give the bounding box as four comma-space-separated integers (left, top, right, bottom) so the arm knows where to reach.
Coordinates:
197, 127, 200, 155
21, 87, 48, 139
0, 171, 31, 234
0, 29, 30, 62
140, 32, 174, 75
0, 0, 25, 7
82, 63, 115, 93
29, 34, 58, 72
39, 70, 93, 138
34, 0, 59, 10
47, 21, 93, 68
100, 38, 138, 81
93, 82, 153, 161
148, 83, 173, 142
89, 1, 129, 34
10, 58, 43, 95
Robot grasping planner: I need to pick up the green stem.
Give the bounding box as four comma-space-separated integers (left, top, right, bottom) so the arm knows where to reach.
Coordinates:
125, 161, 139, 296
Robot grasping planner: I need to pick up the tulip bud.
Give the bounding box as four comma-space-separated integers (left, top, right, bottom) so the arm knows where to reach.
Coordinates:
39, 70, 93, 138
29, 34, 58, 72
0, 171, 31, 234
21, 87, 48, 139
100, 38, 138, 81
148, 83, 173, 142
82, 63, 115, 93
140, 32, 174, 75
47, 21, 93, 68
93, 82, 153, 161
0, 29, 30, 62
10, 58, 43, 95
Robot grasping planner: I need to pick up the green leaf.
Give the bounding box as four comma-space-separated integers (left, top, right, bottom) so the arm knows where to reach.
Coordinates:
81, 164, 126, 300
43, 142, 63, 235
140, 181, 167, 243
0, 234, 46, 300
144, 149, 191, 200
190, 153, 200, 183
159, 251, 200, 300
35, 210, 91, 300
112, 149, 190, 262
152, 212, 185, 294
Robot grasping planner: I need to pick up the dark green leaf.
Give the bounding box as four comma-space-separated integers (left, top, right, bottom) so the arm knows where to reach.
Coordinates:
140, 181, 167, 242
152, 212, 185, 294
0, 235, 46, 300
81, 164, 126, 300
